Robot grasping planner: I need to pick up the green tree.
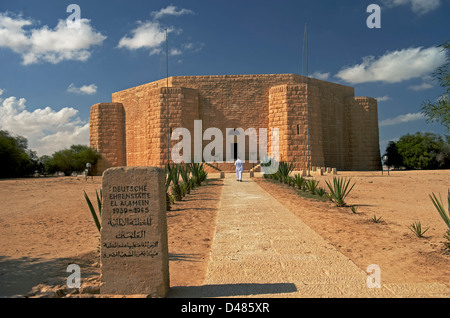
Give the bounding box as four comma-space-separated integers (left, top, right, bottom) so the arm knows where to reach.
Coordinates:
383, 141, 403, 168
0, 130, 36, 178
38, 154, 56, 175
49, 145, 101, 176
395, 132, 445, 169
70, 144, 101, 172
421, 40, 450, 132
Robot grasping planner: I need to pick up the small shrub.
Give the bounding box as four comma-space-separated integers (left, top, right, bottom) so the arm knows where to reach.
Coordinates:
305, 179, 319, 195
326, 193, 333, 201
278, 160, 294, 180
316, 187, 326, 197
83, 189, 102, 233
180, 182, 187, 197
325, 177, 356, 207
171, 183, 182, 201
290, 176, 296, 187
408, 221, 429, 238
429, 190, 450, 249
294, 174, 306, 190
370, 215, 382, 223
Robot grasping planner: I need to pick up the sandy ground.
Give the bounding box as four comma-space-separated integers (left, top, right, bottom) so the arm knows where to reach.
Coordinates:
0, 176, 222, 297
255, 169, 450, 287
0, 169, 449, 297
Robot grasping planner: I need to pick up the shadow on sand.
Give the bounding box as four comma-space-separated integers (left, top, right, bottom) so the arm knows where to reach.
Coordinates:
0, 252, 99, 297
168, 283, 297, 298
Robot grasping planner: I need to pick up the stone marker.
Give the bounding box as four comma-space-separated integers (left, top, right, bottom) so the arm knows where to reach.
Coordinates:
332, 168, 337, 175
220, 171, 225, 179
250, 171, 254, 178
100, 167, 169, 297
327, 167, 332, 173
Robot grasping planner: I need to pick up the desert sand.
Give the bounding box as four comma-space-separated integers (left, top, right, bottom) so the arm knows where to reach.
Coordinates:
0, 169, 448, 297
255, 169, 450, 286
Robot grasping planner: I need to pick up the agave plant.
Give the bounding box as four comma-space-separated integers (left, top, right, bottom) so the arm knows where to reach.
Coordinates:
408, 221, 429, 238
325, 177, 356, 207
370, 215, 382, 223
179, 165, 191, 194
294, 174, 306, 190
83, 189, 102, 233
180, 182, 187, 197
278, 160, 294, 180
189, 162, 207, 186
165, 163, 177, 210
316, 187, 326, 197
305, 179, 319, 195
429, 190, 450, 249
171, 165, 182, 201
289, 176, 296, 187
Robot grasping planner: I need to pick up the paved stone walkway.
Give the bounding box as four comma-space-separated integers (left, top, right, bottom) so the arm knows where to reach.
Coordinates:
170, 174, 450, 298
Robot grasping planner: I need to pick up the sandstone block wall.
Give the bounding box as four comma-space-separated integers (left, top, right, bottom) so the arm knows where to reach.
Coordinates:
347, 97, 381, 170
90, 74, 381, 174
112, 86, 199, 168
89, 103, 126, 175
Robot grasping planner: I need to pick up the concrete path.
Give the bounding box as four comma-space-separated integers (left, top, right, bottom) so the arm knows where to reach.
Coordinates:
170, 174, 450, 298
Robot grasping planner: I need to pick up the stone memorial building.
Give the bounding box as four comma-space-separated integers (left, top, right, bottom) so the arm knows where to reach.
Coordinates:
89, 74, 381, 174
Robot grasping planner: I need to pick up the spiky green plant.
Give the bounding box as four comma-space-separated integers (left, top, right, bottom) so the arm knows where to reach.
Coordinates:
316, 187, 326, 197
429, 191, 450, 228
167, 163, 182, 201
290, 176, 296, 187
179, 165, 191, 195
83, 189, 102, 233
190, 176, 198, 189
278, 160, 294, 180
429, 190, 450, 249
180, 182, 188, 197
325, 177, 356, 207
165, 163, 177, 210
189, 162, 207, 186
294, 174, 306, 190
408, 221, 429, 238
326, 193, 333, 201
283, 175, 291, 186
370, 215, 382, 223
350, 205, 358, 214
305, 179, 319, 195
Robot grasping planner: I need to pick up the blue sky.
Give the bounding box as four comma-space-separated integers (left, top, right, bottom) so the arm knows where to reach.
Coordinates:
0, 0, 448, 156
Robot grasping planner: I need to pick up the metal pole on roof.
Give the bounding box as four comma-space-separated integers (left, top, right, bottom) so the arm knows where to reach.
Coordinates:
305, 23, 311, 177
165, 28, 170, 163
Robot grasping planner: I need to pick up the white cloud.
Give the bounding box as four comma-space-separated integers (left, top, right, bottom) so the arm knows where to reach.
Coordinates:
118, 6, 199, 57
0, 12, 106, 65
118, 21, 171, 51
182, 42, 205, 53
379, 112, 425, 127
0, 93, 89, 156
409, 75, 434, 91
151, 5, 194, 20
310, 71, 330, 80
169, 48, 182, 56
376, 95, 391, 102
336, 46, 446, 84
409, 82, 433, 91
382, 0, 441, 14
67, 83, 98, 95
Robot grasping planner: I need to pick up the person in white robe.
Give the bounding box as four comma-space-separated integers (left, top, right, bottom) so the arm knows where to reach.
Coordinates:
234, 157, 243, 182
